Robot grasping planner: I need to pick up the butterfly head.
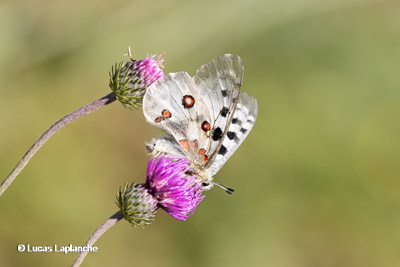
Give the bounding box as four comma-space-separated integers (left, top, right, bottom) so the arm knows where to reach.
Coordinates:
201, 181, 235, 194
195, 169, 234, 194
201, 181, 214, 191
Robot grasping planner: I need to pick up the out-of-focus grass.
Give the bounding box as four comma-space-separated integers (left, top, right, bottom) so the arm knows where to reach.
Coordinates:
1, 0, 400, 266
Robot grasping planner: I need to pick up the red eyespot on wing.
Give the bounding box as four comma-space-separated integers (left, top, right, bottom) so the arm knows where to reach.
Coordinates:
182, 95, 195, 108
154, 116, 164, 123
162, 109, 171, 118
179, 140, 190, 151
201, 121, 211, 132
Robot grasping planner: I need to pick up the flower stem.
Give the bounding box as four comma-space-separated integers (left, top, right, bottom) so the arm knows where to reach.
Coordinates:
71, 210, 123, 267
0, 92, 117, 197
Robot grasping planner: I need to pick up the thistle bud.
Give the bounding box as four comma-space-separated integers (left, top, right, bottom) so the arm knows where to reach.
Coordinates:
116, 183, 158, 227
109, 53, 164, 109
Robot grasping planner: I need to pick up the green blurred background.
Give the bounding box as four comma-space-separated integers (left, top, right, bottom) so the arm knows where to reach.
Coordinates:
1, 0, 400, 266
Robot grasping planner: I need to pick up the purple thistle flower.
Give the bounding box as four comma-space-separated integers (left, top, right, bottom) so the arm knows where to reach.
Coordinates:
145, 156, 205, 221
109, 50, 164, 109
116, 155, 205, 226
130, 56, 164, 88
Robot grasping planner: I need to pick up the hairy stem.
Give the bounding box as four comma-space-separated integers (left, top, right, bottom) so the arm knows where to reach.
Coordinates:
71, 211, 123, 267
0, 92, 117, 197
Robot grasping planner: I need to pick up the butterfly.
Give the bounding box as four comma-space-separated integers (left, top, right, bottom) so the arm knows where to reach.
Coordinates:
142, 54, 258, 192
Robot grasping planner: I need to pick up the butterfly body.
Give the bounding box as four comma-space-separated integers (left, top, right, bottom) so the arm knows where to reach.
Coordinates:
143, 54, 258, 190
145, 136, 215, 189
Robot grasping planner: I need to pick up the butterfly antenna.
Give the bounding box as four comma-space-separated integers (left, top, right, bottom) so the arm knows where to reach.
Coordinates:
214, 183, 235, 194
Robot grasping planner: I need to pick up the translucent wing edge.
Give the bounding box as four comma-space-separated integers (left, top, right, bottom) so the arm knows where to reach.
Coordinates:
209, 92, 258, 176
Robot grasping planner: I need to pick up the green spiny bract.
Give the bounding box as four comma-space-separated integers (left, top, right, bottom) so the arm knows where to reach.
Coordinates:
116, 183, 158, 227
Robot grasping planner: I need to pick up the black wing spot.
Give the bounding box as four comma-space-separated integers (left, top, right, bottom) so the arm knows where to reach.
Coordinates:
221, 90, 227, 97
240, 128, 248, 134
227, 131, 237, 140
218, 145, 227, 155
212, 127, 223, 141
220, 107, 229, 117
232, 118, 240, 124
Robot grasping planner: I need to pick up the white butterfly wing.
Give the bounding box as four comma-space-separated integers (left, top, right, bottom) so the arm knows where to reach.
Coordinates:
143, 72, 213, 164
143, 54, 257, 180
143, 72, 207, 142
207, 92, 258, 176
193, 54, 243, 164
